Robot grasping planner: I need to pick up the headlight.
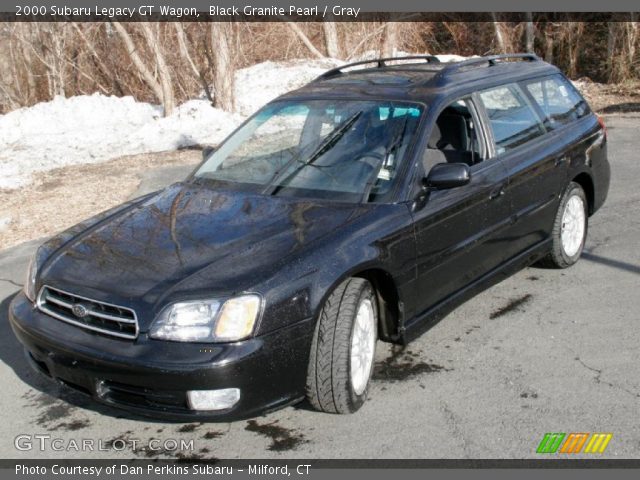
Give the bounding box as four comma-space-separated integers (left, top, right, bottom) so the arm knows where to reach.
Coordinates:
24, 246, 46, 302
149, 294, 261, 343
214, 295, 261, 342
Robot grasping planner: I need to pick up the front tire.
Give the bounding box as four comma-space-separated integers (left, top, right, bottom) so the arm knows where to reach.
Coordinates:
540, 181, 588, 268
306, 278, 378, 414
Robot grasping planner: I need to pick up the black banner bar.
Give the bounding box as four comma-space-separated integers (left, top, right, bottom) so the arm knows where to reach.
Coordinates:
3, 459, 640, 468
3, 12, 640, 22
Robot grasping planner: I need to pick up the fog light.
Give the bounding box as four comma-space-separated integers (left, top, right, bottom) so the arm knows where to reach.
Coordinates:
186, 388, 240, 411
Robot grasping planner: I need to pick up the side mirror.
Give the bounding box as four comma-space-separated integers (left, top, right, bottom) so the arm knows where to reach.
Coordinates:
424, 163, 470, 190
202, 145, 216, 161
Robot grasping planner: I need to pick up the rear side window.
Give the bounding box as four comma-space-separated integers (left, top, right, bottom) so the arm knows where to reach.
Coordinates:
478, 84, 545, 155
525, 75, 590, 129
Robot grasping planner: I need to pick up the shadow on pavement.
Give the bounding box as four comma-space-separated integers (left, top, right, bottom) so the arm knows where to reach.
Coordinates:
0, 292, 34, 386
582, 252, 640, 275
598, 102, 640, 114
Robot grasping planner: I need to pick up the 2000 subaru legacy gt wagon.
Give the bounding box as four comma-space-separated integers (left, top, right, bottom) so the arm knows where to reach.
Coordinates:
10, 54, 609, 420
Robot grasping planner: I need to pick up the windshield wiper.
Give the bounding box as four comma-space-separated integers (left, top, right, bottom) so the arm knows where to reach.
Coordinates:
262, 111, 363, 196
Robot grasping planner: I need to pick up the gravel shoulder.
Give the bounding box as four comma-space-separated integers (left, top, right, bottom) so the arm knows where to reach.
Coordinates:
0, 150, 200, 250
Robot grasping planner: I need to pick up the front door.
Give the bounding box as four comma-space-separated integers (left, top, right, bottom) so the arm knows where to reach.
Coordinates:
409, 98, 512, 320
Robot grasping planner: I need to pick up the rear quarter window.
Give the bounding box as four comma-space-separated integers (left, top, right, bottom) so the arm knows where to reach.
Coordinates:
525, 75, 590, 129
478, 84, 545, 155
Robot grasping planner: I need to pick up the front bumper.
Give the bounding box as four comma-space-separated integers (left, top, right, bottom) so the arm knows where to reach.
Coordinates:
9, 292, 314, 421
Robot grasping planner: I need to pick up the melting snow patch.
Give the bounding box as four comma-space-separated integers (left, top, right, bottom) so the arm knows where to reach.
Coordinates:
0, 94, 238, 189
233, 58, 342, 116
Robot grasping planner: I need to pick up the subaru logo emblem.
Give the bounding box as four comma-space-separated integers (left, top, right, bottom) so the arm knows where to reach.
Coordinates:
71, 304, 89, 318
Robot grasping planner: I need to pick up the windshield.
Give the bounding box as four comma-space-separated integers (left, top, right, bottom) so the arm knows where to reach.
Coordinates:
194, 99, 424, 202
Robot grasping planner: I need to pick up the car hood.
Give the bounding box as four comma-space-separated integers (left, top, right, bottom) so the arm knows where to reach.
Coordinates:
40, 183, 368, 326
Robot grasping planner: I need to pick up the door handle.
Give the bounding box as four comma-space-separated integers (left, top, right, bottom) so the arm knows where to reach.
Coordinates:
489, 185, 506, 200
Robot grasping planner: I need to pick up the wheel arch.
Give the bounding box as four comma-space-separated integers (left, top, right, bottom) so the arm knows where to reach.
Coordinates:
572, 172, 595, 216
352, 268, 402, 344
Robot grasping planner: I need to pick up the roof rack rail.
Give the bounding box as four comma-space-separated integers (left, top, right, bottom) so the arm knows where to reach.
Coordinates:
438, 53, 540, 77
315, 55, 441, 81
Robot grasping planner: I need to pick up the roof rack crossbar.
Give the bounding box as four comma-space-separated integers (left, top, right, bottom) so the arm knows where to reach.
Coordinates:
315, 55, 441, 81
438, 53, 540, 77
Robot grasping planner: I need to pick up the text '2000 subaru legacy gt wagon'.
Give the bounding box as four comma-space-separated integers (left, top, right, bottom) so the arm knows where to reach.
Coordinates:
10, 54, 609, 419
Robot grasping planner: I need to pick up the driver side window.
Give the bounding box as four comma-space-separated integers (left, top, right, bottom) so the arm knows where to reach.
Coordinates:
423, 98, 486, 174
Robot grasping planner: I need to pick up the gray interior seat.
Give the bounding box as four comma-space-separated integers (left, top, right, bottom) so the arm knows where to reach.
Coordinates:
428, 114, 476, 166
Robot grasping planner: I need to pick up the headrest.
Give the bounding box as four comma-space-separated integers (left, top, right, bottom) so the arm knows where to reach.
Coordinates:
422, 148, 448, 173
427, 122, 442, 149
428, 114, 469, 151
437, 114, 469, 150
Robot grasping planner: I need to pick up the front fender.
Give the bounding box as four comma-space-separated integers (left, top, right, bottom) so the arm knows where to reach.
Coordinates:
254, 203, 416, 336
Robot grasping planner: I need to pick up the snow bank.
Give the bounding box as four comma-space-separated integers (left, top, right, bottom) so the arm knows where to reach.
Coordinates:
126, 100, 243, 153
231, 54, 468, 116
0, 94, 240, 189
0, 95, 156, 189
0, 58, 342, 190
234, 58, 342, 116
0, 54, 468, 190
435, 54, 470, 63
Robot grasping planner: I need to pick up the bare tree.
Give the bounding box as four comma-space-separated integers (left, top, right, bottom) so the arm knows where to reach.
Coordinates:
381, 22, 398, 57
543, 23, 555, 64
341, 22, 388, 60
18, 25, 38, 99
441, 22, 468, 54
174, 24, 200, 83
323, 17, 341, 58
174, 23, 214, 104
607, 17, 639, 82
283, 21, 324, 59
42, 24, 68, 97
4, 20, 640, 116
210, 22, 235, 112
111, 21, 175, 115
563, 22, 584, 78
491, 13, 508, 53
623, 17, 638, 77
13, 23, 70, 98
139, 23, 175, 115
525, 14, 535, 53
71, 23, 112, 92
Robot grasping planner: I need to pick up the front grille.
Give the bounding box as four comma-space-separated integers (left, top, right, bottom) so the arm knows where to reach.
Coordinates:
37, 286, 138, 340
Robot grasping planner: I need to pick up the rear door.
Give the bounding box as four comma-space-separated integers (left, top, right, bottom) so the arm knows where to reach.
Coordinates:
476, 82, 564, 258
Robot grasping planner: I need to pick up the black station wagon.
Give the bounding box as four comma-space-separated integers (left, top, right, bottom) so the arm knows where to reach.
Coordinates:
10, 54, 610, 419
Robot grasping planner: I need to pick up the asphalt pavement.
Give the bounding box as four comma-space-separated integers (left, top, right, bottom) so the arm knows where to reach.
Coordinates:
0, 115, 638, 460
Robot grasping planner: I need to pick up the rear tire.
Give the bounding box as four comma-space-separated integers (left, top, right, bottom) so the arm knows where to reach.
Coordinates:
539, 182, 588, 268
306, 278, 378, 414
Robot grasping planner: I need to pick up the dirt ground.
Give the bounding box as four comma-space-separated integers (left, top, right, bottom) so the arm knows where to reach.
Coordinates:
1, 79, 637, 251
574, 78, 640, 113
0, 150, 200, 250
